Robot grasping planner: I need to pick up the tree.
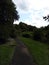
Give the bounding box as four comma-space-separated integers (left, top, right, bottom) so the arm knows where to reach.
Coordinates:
43, 15, 49, 21
33, 30, 42, 41
19, 22, 28, 32
0, 0, 19, 44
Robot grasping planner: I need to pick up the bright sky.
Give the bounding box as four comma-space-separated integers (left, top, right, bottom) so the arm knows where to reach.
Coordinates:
13, 0, 49, 28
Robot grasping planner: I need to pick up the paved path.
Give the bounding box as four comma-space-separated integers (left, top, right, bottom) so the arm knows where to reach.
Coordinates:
9, 38, 37, 65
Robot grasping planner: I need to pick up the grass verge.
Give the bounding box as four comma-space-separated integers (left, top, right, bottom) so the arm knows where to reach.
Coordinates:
0, 39, 16, 65
19, 37, 49, 65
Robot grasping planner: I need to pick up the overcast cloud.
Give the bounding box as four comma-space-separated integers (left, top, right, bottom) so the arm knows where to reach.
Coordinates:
13, 0, 49, 28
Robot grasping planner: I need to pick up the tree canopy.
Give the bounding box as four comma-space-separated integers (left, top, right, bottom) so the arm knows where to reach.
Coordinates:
0, 0, 19, 44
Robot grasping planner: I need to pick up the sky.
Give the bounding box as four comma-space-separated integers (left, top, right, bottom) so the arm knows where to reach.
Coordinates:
12, 0, 49, 28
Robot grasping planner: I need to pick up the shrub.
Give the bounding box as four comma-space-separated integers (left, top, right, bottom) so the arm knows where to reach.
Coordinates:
22, 33, 31, 38
0, 38, 6, 44
45, 32, 49, 44
33, 30, 42, 41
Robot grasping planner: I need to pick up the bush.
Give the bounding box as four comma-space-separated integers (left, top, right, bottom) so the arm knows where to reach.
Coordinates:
0, 31, 8, 44
33, 30, 42, 41
10, 29, 16, 38
22, 33, 31, 38
0, 38, 6, 44
45, 32, 49, 43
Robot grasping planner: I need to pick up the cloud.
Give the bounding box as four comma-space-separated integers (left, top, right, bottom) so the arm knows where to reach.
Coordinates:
13, 0, 49, 10
12, 0, 28, 11
13, 0, 49, 27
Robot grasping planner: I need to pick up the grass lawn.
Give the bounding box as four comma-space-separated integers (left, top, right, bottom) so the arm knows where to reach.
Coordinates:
19, 37, 49, 65
0, 39, 16, 65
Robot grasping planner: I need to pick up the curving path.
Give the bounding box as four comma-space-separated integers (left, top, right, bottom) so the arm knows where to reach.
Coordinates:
9, 38, 37, 65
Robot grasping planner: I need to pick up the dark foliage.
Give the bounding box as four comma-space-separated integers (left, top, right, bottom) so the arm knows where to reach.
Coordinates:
22, 34, 31, 38
33, 30, 42, 41
0, 38, 6, 44
43, 15, 49, 21
19, 22, 28, 32
0, 0, 19, 44
45, 31, 49, 43
14, 22, 49, 44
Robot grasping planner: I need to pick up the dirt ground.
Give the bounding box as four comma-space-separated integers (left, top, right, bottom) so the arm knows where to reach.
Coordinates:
9, 38, 36, 65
